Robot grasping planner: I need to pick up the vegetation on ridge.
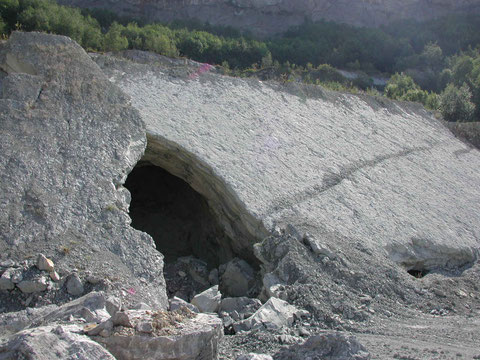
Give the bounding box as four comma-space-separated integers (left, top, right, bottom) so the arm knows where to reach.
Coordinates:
1, 0, 480, 126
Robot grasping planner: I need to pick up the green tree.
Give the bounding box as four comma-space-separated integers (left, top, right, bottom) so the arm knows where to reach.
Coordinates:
439, 83, 475, 122
384, 73, 428, 104
103, 22, 128, 51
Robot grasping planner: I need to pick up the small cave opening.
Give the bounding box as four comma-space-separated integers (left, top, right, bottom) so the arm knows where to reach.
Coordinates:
407, 268, 429, 278
124, 161, 260, 300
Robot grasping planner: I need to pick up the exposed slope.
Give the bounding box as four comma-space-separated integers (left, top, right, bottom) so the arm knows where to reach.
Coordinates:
95, 50, 480, 274
0, 33, 168, 309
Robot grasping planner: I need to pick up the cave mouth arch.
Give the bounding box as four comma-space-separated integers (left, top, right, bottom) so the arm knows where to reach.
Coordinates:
124, 161, 233, 267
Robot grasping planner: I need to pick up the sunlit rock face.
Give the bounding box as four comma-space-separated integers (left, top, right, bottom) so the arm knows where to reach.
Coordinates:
95, 50, 480, 276
58, 0, 480, 36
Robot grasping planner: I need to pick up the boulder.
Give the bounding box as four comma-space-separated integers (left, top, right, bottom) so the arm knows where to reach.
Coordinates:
234, 297, 308, 332
0, 269, 15, 290
96, 313, 223, 360
17, 276, 48, 294
220, 258, 256, 297
191, 285, 221, 313
35, 292, 112, 325
169, 296, 199, 313
273, 332, 370, 360
0, 324, 116, 360
66, 274, 84, 296
220, 297, 262, 320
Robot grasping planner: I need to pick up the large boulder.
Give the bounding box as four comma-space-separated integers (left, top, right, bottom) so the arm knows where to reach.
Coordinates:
0, 32, 168, 309
0, 324, 116, 360
96, 312, 223, 360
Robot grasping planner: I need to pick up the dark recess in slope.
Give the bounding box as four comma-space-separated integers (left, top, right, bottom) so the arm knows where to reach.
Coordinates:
124, 162, 229, 267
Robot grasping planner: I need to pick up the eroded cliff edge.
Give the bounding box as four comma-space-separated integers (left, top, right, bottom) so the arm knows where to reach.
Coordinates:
0, 32, 168, 310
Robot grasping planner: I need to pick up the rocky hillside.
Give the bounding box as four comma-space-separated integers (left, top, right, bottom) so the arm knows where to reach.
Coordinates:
58, 0, 480, 36
1, 33, 480, 359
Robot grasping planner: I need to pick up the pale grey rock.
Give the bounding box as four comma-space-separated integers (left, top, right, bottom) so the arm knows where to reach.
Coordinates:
0, 269, 15, 290
36, 292, 111, 325
0, 324, 116, 360
220, 258, 255, 297
111, 311, 134, 327
220, 297, 262, 320
36, 254, 54, 272
96, 51, 480, 280
0, 305, 58, 337
237, 354, 273, 360
85, 319, 113, 336
234, 297, 308, 332
191, 285, 222, 313
135, 320, 154, 333
105, 296, 122, 316
17, 276, 48, 294
130, 302, 151, 310
0, 32, 167, 309
97, 313, 223, 360
58, 0, 480, 37
303, 233, 335, 258
273, 332, 370, 360
49, 271, 60, 282
169, 296, 199, 313
66, 274, 84, 296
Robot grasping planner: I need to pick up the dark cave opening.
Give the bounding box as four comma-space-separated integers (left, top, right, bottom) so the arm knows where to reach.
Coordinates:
407, 268, 429, 278
124, 162, 229, 267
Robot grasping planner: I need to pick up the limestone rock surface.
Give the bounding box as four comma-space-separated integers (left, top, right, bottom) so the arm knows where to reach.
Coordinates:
58, 0, 480, 37
0, 32, 168, 309
96, 51, 480, 275
273, 332, 370, 360
0, 324, 116, 360
97, 313, 223, 360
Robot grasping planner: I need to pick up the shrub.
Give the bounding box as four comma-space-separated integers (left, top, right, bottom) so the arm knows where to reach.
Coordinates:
439, 83, 475, 122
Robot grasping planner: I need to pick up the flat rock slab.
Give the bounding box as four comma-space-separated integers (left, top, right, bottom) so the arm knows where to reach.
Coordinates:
97, 313, 223, 360
96, 53, 480, 271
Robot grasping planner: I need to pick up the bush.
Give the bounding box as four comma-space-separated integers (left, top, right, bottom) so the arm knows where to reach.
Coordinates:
384, 73, 428, 103
439, 83, 475, 122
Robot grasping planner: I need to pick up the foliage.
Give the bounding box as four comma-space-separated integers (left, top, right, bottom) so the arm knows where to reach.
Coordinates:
2, 1, 480, 123
385, 73, 428, 104
439, 83, 475, 122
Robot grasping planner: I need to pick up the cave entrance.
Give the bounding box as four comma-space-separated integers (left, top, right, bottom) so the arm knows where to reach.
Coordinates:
124, 162, 230, 267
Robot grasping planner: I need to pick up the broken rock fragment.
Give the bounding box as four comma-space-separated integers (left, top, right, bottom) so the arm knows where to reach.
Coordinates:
36, 254, 54, 272
273, 332, 370, 360
66, 273, 84, 296
0, 324, 116, 360
220, 258, 255, 297
169, 296, 199, 313
190, 285, 221, 313
96, 312, 223, 360
0, 269, 15, 290
17, 276, 48, 294
234, 297, 308, 332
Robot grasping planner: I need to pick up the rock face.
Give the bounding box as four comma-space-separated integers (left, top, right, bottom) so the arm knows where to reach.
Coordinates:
96, 51, 480, 277
58, 0, 480, 36
0, 32, 168, 309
